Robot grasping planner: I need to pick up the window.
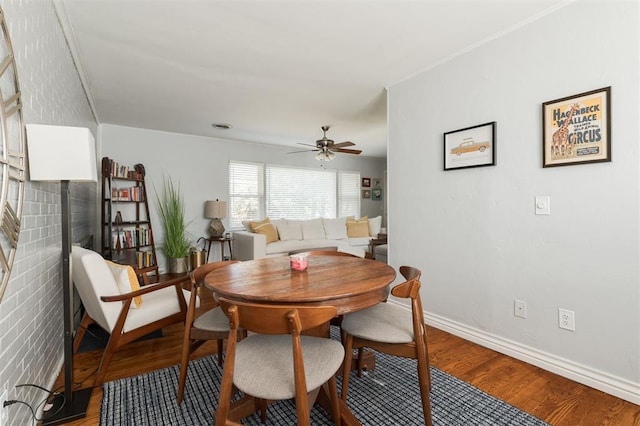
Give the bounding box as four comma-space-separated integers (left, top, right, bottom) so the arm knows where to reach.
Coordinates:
229, 161, 360, 228
228, 161, 264, 229
266, 165, 336, 219
338, 170, 360, 218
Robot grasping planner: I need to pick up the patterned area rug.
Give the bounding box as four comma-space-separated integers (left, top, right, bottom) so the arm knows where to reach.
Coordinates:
101, 334, 549, 425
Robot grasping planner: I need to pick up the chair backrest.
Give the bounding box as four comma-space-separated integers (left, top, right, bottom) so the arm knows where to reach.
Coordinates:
391, 265, 423, 308
190, 260, 241, 288
391, 265, 427, 353
71, 246, 123, 332
185, 260, 240, 320
218, 298, 337, 335
216, 298, 338, 426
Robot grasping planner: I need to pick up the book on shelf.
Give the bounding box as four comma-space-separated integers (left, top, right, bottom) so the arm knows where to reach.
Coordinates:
109, 159, 130, 178
136, 250, 154, 269
111, 186, 145, 202
112, 228, 152, 249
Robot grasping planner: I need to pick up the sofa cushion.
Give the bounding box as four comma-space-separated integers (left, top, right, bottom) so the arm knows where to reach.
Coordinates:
270, 218, 286, 230
347, 216, 370, 238
368, 215, 382, 237
277, 221, 303, 241
247, 217, 270, 232
266, 239, 340, 255
322, 217, 347, 239
345, 237, 372, 247
301, 218, 326, 240
254, 222, 279, 243
106, 260, 142, 308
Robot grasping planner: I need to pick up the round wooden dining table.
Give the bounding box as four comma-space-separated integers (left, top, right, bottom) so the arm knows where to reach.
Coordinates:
204, 255, 396, 315
204, 254, 396, 425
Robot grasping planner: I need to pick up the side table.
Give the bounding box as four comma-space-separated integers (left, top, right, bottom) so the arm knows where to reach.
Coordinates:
205, 236, 234, 262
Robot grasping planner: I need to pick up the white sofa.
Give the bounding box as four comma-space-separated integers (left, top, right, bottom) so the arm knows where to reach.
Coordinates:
233, 216, 381, 260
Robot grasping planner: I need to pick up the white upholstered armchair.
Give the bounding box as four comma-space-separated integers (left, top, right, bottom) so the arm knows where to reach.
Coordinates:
71, 246, 194, 386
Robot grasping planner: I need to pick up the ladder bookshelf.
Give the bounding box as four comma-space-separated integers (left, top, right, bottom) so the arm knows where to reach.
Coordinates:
101, 157, 158, 282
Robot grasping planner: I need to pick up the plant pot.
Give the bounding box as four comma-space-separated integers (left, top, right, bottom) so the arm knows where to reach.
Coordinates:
189, 250, 206, 271
168, 256, 189, 274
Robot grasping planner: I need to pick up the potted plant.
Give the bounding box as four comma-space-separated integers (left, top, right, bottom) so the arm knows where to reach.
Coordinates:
156, 176, 191, 274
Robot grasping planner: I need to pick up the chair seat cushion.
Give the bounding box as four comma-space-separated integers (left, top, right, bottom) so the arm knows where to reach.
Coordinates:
233, 334, 344, 400
123, 287, 194, 333
341, 302, 414, 344
193, 306, 229, 332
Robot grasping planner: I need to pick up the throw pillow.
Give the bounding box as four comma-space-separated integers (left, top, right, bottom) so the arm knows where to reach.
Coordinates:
277, 222, 303, 241
322, 217, 347, 239
346, 216, 370, 238
253, 222, 279, 243
301, 218, 326, 240
248, 218, 270, 232
368, 215, 382, 237
106, 260, 142, 308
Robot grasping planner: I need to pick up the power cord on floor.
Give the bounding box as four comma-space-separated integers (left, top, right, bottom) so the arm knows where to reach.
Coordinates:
3, 383, 58, 426
5, 329, 99, 425
2, 399, 36, 426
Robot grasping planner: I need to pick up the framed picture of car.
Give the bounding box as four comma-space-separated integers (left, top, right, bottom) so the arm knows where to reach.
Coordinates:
444, 121, 496, 171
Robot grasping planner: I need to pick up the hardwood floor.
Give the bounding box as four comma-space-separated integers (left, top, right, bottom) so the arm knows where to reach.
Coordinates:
52, 289, 639, 426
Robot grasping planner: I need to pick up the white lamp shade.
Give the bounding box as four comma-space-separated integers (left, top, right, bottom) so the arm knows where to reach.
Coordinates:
26, 124, 97, 182
205, 200, 227, 219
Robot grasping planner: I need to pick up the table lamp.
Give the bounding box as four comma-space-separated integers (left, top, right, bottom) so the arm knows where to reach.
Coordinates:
205, 199, 227, 238
26, 124, 97, 425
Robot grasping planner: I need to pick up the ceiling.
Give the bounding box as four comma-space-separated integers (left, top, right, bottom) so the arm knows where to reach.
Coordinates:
56, 0, 568, 158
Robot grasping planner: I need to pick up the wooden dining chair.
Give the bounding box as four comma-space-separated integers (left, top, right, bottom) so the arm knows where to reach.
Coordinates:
177, 260, 243, 404
215, 298, 344, 426
340, 265, 433, 426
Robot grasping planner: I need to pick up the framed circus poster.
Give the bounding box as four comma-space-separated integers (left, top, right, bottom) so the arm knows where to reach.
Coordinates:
542, 87, 611, 167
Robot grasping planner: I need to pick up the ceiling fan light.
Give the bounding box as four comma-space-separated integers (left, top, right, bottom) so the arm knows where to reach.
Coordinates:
326, 150, 336, 161
315, 151, 324, 161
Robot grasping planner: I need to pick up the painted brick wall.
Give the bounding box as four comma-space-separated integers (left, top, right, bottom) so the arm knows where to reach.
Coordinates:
0, 1, 97, 424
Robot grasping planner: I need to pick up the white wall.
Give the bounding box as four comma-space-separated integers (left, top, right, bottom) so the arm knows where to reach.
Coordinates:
388, 1, 639, 403
100, 124, 386, 269
0, 1, 97, 424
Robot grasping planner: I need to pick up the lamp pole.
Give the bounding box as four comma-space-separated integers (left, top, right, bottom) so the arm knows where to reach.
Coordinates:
42, 180, 93, 425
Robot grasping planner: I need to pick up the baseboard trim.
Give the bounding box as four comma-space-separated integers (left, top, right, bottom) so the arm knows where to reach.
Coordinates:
45, 302, 639, 407
419, 310, 640, 405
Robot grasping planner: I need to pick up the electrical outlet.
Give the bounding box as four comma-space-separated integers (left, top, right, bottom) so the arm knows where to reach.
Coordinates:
0, 388, 7, 426
514, 299, 527, 319
558, 308, 575, 331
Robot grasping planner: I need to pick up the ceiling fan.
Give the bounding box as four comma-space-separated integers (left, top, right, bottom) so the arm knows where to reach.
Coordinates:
288, 126, 362, 161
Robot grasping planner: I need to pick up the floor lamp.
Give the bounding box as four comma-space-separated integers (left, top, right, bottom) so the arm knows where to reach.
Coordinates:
26, 124, 97, 425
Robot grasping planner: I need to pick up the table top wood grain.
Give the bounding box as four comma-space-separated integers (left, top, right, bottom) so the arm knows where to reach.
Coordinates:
204, 255, 396, 315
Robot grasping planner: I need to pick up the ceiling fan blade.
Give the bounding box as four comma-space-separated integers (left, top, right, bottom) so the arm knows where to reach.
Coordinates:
333, 141, 355, 148
297, 142, 318, 148
287, 148, 319, 154
332, 148, 362, 155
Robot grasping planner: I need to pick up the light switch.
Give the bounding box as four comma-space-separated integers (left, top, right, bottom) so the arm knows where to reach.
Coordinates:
535, 196, 550, 215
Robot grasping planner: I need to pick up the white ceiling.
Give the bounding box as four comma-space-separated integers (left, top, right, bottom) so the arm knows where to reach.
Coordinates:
57, 0, 568, 158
